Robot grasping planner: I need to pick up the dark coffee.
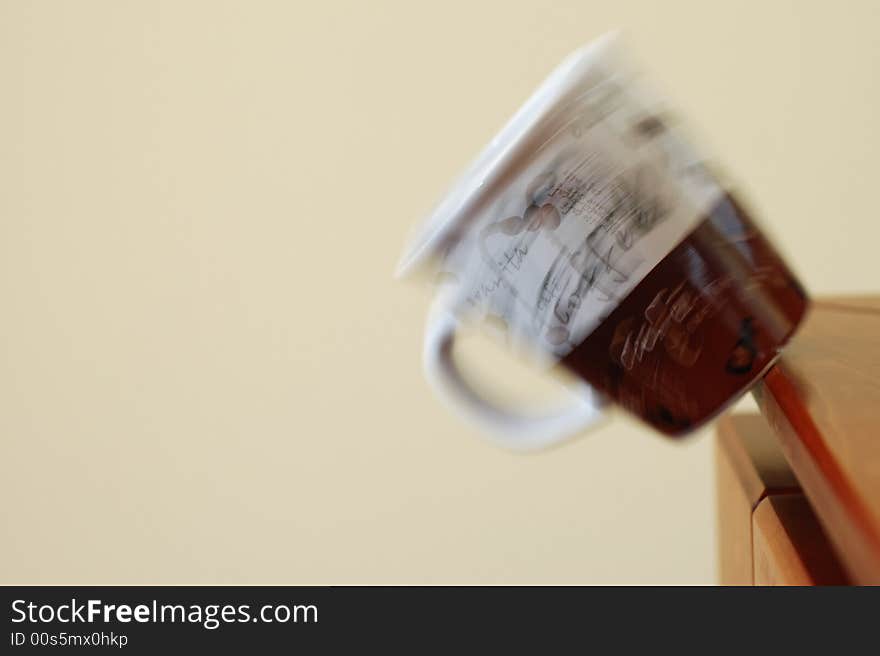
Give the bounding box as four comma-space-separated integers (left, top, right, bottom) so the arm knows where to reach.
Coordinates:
560, 193, 808, 436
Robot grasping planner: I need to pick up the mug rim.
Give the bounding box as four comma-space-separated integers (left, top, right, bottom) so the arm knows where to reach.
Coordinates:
395, 31, 623, 280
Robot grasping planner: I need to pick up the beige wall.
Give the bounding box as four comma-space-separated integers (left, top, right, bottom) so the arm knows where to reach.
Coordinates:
2, 1, 878, 584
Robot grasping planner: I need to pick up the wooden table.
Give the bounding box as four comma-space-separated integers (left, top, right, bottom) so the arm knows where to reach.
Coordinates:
716, 296, 880, 585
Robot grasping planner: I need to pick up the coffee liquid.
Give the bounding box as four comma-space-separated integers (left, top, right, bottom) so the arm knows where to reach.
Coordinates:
560, 193, 808, 436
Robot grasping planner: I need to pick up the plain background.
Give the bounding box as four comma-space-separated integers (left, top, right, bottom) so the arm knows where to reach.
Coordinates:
2, 1, 878, 584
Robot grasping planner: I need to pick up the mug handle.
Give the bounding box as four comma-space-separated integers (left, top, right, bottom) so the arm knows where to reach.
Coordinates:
423, 302, 608, 450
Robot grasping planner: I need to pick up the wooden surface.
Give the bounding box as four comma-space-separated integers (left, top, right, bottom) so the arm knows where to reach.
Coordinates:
752, 494, 848, 586
753, 296, 880, 584
716, 414, 801, 585
812, 296, 880, 314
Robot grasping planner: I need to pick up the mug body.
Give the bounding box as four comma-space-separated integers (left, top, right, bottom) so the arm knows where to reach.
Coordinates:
398, 35, 808, 439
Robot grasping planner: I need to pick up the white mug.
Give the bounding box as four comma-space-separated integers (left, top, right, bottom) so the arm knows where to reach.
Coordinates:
397, 34, 808, 450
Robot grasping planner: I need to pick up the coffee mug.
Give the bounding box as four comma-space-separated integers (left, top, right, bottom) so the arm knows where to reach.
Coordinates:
397, 34, 808, 449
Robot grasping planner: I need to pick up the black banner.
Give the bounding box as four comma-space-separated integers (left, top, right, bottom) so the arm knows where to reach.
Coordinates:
0, 586, 872, 652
